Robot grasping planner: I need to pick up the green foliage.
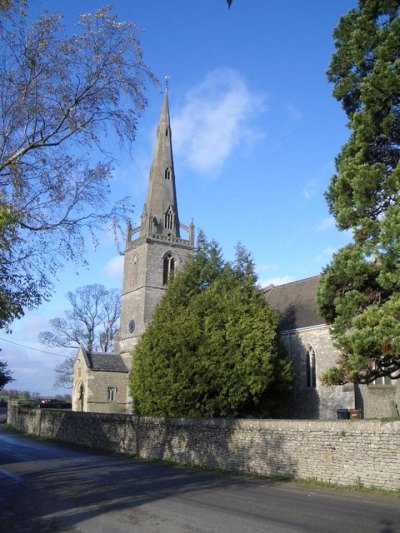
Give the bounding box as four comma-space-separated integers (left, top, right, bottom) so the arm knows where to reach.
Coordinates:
130, 236, 293, 418
0, 356, 14, 390
318, 0, 400, 384
0, 201, 44, 331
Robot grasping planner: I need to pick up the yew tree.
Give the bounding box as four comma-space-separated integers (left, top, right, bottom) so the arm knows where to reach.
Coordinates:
317, 0, 400, 384
130, 235, 293, 418
0, 1, 155, 330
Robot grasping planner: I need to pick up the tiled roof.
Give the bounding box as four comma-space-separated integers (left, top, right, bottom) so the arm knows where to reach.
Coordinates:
82, 351, 129, 373
263, 275, 326, 331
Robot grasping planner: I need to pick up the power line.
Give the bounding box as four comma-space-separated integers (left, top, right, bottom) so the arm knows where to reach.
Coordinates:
0, 337, 71, 358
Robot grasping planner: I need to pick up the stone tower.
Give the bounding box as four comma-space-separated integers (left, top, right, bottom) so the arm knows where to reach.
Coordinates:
118, 88, 195, 366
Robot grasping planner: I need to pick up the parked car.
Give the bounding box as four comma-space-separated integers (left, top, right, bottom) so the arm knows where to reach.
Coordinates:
38, 399, 71, 409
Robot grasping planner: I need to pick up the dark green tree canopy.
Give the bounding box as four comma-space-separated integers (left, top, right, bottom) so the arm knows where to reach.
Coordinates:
318, 0, 400, 385
326, 0, 399, 240
0, 355, 14, 390
130, 234, 293, 418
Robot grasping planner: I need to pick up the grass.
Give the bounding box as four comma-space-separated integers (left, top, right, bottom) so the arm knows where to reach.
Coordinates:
293, 477, 400, 497
146, 457, 399, 496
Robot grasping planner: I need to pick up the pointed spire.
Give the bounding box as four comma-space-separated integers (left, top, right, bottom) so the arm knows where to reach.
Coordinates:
141, 88, 180, 239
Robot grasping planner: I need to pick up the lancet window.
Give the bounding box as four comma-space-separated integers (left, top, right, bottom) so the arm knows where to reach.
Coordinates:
165, 167, 172, 180
306, 345, 317, 388
163, 253, 175, 285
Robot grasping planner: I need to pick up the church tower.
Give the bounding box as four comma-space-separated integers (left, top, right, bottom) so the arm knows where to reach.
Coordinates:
118, 88, 195, 364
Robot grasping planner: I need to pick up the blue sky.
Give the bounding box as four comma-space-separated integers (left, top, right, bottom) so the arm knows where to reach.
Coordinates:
2, 0, 357, 395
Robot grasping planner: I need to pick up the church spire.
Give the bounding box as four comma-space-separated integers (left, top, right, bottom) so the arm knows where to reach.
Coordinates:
118, 87, 195, 363
141, 87, 180, 238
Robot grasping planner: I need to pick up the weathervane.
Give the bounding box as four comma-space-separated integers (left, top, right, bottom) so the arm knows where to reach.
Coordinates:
164, 75, 171, 88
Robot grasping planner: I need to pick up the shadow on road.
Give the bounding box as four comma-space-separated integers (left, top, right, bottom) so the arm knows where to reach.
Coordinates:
0, 426, 279, 531
1, 424, 399, 533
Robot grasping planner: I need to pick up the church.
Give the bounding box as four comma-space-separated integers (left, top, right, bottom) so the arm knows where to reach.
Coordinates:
72, 90, 399, 420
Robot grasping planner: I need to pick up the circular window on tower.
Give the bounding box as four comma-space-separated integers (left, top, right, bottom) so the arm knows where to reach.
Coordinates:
128, 319, 135, 334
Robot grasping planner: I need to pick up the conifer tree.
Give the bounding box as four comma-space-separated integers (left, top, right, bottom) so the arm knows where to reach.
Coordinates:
317, 0, 400, 384
130, 234, 293, 418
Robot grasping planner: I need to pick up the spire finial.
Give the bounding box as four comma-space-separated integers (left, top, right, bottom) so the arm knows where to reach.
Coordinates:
164, 75, 171, 89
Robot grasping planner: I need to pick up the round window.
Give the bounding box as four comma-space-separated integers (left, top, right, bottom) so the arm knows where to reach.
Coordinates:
128, 319, 135, 334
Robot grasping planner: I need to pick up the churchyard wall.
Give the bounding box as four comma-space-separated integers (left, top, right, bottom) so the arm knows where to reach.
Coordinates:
7, 403, 399, 491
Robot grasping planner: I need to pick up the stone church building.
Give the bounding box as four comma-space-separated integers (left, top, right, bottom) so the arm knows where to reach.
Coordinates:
72, 90, 399, 419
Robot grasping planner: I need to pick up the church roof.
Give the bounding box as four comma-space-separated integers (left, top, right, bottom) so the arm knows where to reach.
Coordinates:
82, 351, 129, 373
263, 275, 326, 331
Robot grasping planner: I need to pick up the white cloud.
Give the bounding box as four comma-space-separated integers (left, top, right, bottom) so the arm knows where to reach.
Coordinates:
104, 255, 124, 278
258, 275, 294, 289
172, 68, 266, 175
316, 216, 335, 232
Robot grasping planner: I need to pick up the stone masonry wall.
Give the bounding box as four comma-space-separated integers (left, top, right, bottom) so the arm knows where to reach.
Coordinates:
8, 404, 400, 491
282, 326, 355, 420
357, 383, 400, 419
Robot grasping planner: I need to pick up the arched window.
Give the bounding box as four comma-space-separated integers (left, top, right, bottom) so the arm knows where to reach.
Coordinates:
306, 345, 317, 388
165, 167, 171, 180
164, 207, 174, 230
163, 253, 175, 285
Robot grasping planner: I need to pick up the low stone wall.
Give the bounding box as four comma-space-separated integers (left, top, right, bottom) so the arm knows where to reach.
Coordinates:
7, 405, 400, 491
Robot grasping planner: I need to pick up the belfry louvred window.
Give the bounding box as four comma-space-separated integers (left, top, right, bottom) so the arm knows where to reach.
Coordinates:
163, 253, 175, 285
164, 207, 174, 230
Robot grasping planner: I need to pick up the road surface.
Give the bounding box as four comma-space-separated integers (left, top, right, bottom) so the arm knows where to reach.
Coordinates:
0, 426, 399, 532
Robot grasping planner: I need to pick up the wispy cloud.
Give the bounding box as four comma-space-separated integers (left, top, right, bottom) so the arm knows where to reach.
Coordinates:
284, 103, 302, 121
104, 255, 124, 278
256, 262, 278, 274
315, 246, 337, 263
316, 216, 335, 232
172, 68, 266, 175
1, 319, 69, 395
302, 178, 321, 200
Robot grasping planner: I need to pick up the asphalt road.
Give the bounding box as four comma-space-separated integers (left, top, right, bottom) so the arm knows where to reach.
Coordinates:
0, 426, 399, 533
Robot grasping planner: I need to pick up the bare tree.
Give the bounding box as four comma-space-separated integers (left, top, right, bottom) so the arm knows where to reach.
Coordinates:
39, 284, 120, 353
40, 284, 121, 390
54, 356, 75, 391
0, 3, 156, 330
